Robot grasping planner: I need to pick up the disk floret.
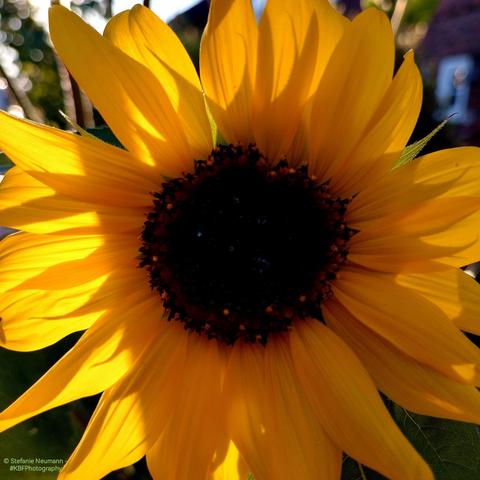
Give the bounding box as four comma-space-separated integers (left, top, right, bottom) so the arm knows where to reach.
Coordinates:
140, 144, 355, 345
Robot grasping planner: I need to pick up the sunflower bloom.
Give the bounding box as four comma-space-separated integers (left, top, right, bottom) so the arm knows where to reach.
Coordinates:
1, 1, 480, 479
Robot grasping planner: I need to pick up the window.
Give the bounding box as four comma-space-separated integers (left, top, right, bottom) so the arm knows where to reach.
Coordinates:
435, 54, 475, 125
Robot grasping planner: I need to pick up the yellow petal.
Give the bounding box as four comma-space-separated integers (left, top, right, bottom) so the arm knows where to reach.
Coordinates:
59, 322, 187, 480
147, 334, 225, 480
253, 0, 320, 160
305, 0, 348, 98
0, 168, 144, 234
49, 5, 192, 175
0, 111, 157, 207
396, 268, 480, 335
200, 0, 257, 144
0, 291, 161, 433
0, 276, 107, 351
422, 210, 480, 267
222, 345, 268, 480
0, 258, 148, 352
325, 299, 480, 424
349, 234, 465, 273
0, 232, 104, 291
104, 5, 212, 158
349, 196, 480, 272
349, 147, 480, 225
209, 441, 250, 480
287, 0, 348, 164
290, 319, 432, 480
330, 50, 422, 197
309, 8, 394, 182
224, 339, 342, 480
333, 268, 480, 385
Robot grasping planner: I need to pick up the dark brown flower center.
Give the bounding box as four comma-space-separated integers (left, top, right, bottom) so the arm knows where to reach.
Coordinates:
139, 144, 354, 345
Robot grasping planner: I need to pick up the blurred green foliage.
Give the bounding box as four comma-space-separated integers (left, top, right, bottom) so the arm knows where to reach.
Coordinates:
0, 335, 83, 480
363, 0, 439, 24
0, 0, 64, 125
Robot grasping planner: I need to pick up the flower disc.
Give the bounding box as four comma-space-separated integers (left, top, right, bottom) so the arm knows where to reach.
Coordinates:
140, 144, 353, 344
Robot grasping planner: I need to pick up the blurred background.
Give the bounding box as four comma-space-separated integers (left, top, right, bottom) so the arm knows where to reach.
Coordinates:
0, 0, 479, 479
0, 0, 478, 149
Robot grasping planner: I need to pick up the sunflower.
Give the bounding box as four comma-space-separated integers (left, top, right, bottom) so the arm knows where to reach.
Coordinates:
1, 1, 480, 479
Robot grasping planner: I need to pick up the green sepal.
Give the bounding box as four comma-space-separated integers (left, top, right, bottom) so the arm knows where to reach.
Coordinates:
396, 116, 451, 168
204, 99, 227, 146
58, 111, 124, 150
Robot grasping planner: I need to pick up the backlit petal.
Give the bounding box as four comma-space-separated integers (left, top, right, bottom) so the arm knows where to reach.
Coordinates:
290, 320, 432, 480
396, 268, 480, 334
0, 168, 144, 234
309, 8, 394, 182
325, 300, 480, 424
200, 0, 257, 144
253, 0, 320, 160
58, 322, 187, 480
0, 111, 156, 207
333, 268, 480, 385
350, 147, 480, 225
330, 50, 422, 197
49, 5, 192, 175
0, 291, 161, 433
104, 5, 212, 158
147, 335, 225, 480
224, 338, 342, 480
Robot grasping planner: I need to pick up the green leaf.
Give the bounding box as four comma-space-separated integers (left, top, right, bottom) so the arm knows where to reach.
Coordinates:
0, 336, 84, 480
85, 126, 124, 150
389, 404, 480, 480
342, 402, 480, 480
58, 111, 124, 150
342, 456, 387, 480
0, 152, 14, 173
397, 117, 451, 168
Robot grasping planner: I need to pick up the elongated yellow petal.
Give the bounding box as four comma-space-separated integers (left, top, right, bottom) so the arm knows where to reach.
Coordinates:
349, 235, 465, 273
330, 50, 422, 197
290, 319, 432, 480
0, 276, 107, 351
209, 441, 250, 480
350, 147, 480, 224
325, 300, 480, 424
222, 346, 268, 480
0, 257, 148, 351
396, 268, 480, 334
333, 268, 480, 385
287, 0, 348, 163
0, 111, 157, 207
200, 0, 257, 144
104, 5, 212, 158
49, 5, 192, 175
0, 291, 161, 433
0, 233, 104, 291
423, 211, 480, 267
305, 0, 348, 97
264, 337, 342, 479
0, 168, 144, 234
350, 195, 480, 234
253, 0, 320, 160
349, 197, 480, 272
224, 339, 342, 480
58, 323, 187, 480
309, 8, 394, 182
147, 335, 225, 480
